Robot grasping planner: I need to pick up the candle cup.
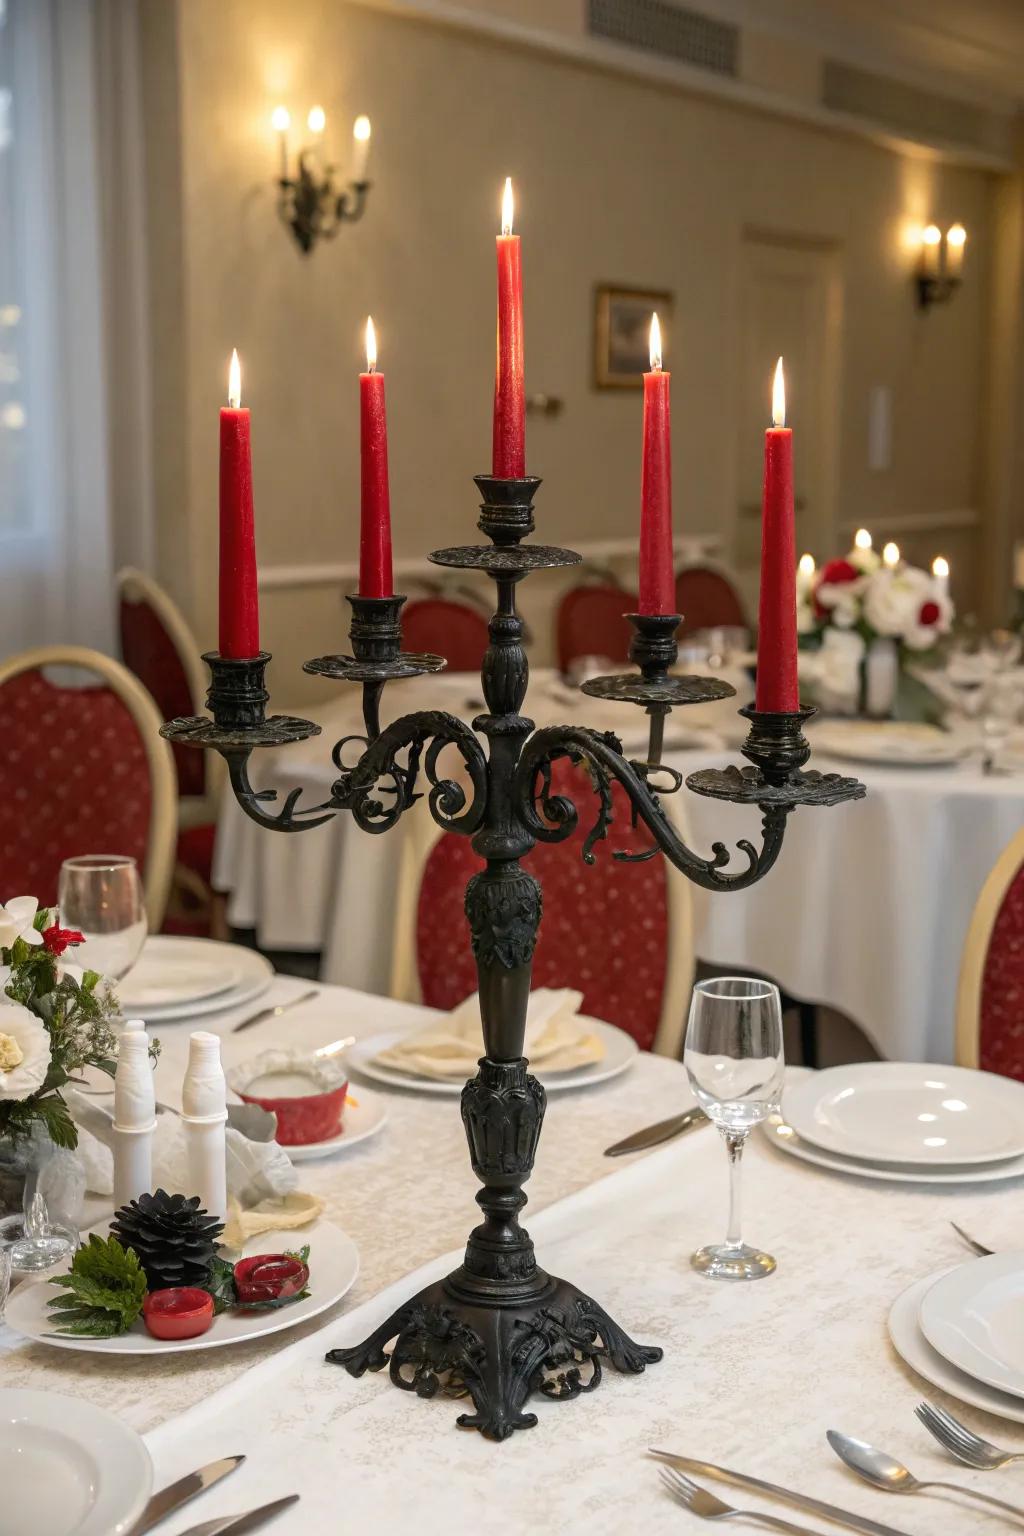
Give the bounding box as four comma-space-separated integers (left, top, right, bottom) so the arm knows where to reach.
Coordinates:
738, 704, 815, 788
474, 475, 542, 547
203, 651, 271, 731
347, 593, 406, 665
626, 611, 681, 680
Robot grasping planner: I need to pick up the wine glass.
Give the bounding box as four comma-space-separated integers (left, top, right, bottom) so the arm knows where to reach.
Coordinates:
57, 855, 147, 983
684, 976, 785, 1281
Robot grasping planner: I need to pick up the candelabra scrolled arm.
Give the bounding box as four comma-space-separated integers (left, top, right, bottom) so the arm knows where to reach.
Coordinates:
225, 749, 339, 834
330, 709, 489, 838
513, 724, 790, 893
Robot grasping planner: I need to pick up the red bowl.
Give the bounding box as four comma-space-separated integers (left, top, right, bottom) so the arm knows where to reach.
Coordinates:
143, 1287, 214, 1341
234, 1254, 309, 1308
237, 1076, 348, 1145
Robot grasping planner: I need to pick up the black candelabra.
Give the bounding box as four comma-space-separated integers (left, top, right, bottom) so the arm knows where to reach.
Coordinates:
278, 152, 370, 255
164, 473, 864, 1440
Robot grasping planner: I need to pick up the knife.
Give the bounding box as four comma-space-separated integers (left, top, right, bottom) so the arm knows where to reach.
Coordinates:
233, 989, 318, 1032
179, 1494, 299, 1536
649, 1452, 915, 1536
603, 1106, 708, 1156
132, 1457, 245, 1534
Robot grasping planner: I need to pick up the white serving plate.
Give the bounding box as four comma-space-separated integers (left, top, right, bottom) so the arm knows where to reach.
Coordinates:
346, 1018, 638, 1096
6, 1219, 358, 1356
285, 1086, 388, 1161
919, 1253, 1024, 1399
782, 1062, 1024, 1167
0, 1388, 153, 1535
762, 1113, 1024, 1185
118, 937, 273, 1021
889, 1273, 1024, 1425
809, 720, 967, 768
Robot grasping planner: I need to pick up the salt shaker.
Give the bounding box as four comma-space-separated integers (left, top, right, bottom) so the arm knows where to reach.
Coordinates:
112, 1021, 156, 1211
181, 1031, 228, 1224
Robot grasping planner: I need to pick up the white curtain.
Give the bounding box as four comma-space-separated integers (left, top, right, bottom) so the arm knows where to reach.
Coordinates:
0, 0, 152, 657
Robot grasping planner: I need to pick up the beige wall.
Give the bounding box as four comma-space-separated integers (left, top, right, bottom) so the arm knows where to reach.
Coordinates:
141, 0, 1001, 695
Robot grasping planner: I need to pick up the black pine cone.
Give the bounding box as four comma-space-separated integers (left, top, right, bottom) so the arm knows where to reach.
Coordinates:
110, 1189, 224, 1291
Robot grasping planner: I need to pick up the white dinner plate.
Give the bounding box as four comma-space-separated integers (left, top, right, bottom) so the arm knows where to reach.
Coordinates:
0, 1388, 153, 1535
117, 937, 274, 1021
346, 1018, 639, 1096
119, 938, 244, 1010
918, 1253, 1024, 1399
285, 1086, 388, 1161
761, 1113, 1024, 1185
888, 1273, 1024, 1426
782, 1062, 1024, 1166
6, 1218, 358, 1356
808, 720, 968, 768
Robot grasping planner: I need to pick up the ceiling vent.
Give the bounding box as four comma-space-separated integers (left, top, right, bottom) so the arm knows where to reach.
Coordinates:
587, 0, 738, 78
822, 60, 995, 155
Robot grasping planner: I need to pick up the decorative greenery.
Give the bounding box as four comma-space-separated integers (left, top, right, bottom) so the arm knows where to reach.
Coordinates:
47, 1233, 147, 1337
206, 1254, 237, 1314
110, 1189, 224, 1291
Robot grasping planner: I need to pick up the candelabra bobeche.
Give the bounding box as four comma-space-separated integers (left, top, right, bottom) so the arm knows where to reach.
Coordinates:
163, 473, 865, 1440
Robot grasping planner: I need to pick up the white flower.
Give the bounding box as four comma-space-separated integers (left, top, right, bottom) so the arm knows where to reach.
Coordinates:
849, 545, 881, 576
863, 566, 933, 640
0, 896, 43, 952
0, 1002, 50, 1101
816, 579, 864, 629
904, 586, 955, 652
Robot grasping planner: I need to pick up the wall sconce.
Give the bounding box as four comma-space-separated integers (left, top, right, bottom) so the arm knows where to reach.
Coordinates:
914, 222, 966, 310
272, 105, 372, 254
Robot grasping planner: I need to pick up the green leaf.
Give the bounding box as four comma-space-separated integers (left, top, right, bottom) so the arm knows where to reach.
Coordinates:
47, 1234, 147, 1337
205, 1254, 237, 1315
284, 1244, 311, 1266
82, 970, 100, 991
31, 1094, 77, 1150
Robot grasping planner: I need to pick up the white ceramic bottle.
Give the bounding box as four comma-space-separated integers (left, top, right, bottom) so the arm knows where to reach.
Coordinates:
181, 1031, 228, 1224
112, 1021, 156, 1212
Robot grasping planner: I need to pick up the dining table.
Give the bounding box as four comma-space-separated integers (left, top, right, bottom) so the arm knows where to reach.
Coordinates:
4, 973, 1024, 1533
213, 669, 1024, 1064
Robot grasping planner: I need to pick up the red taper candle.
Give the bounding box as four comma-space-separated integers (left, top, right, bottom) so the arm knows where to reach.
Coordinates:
638, 312, 675, 615
219, 349, 260, 658
755, 357, 799, 711
359, 316, 393, 598
492, 177, 525, 478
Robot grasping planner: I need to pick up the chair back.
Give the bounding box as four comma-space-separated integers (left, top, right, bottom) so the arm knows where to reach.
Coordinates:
402, 598, 489, 673
118, 567, 208, 798
0, 646, 176, 928
957, 827, 1024, 1078
414, 759, 693, 1054
675, 566, 746, 637
556, 584, 636, 673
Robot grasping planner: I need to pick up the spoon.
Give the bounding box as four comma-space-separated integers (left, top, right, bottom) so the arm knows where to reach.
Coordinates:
827, 1430, 1024, 1524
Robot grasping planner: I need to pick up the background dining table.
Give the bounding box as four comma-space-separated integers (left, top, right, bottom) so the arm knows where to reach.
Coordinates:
213, 670, 1024, 1063
2, 974, 1022, 1534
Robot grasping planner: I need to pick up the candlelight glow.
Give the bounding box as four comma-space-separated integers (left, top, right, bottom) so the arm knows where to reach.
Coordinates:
922, 224, 941, 248
228, 349, 241, 409
854, 528, 872, 551
271, 105, 290, 133
353, 114, 371, 143
798, 553, 816, 577
883, 541, 900, 568
501, 177, 514, 237
649, 312, 662, 372
772, 356, 785, 428
932, 555, 950, 579
947, 224, 966, 249
307, 104, 326, 135
365, 316, 377, 373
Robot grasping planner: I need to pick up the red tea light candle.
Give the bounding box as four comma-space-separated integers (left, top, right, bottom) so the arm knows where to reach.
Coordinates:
755, 357, 798, 712
492, 176, 525, 478
218, 348, 260, 659
359, 316, 393, 598
638, 312, 675, 616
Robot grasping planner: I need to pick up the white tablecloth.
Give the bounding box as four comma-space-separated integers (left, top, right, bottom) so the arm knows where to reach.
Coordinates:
213, 677, 1024, 1062
5, 976, 1024, 1533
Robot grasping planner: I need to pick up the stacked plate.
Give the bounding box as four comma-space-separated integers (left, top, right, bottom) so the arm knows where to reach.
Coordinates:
808, 720, 969, 768
764, 1062, 1024, 1185
118, 936, 273, 1022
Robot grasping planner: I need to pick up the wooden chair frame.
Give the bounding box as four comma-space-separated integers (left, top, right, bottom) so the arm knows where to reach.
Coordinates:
0, 644, 177, 930
955, 825, 1024, 1070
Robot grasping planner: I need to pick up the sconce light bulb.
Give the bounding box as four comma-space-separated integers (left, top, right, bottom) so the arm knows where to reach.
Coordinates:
501, 177, 514, 237
922, 224, 941, 246
271, 105, 290, 134
932, 555, 950, 579
947, 223, 966, 248
882, 540, 900, 569
228, 348, 241, 409
365, 316, 377, 374
649, 312, 662, 373
772, 356, 786, 428
353, 114, 371, 142
854, 528, 872, 551
798, 553, 816, 577
307, 104, 326, 135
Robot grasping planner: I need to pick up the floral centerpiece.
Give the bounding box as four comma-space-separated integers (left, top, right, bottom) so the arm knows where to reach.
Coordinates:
0, 895, 154, 1150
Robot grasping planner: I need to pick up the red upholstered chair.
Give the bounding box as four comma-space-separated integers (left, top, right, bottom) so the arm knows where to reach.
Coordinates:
117, 568, 223, 936
402, 598, 489, 673
556, 584, 637, 674
957, 829, 1024, 1079
0, 646, 176, 926
406, 759, 694, 1055
675, 566, 747, 637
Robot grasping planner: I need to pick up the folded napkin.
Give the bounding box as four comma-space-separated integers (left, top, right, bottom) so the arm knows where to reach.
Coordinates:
374, 988, 605, 1081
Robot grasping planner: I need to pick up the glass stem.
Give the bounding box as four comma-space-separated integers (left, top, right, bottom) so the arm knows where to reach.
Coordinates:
722, 1129, 746, 1249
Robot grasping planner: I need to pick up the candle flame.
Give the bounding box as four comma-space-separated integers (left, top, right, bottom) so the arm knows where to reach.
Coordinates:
228, 348, 241, 409
883, 540, 900, 568
854, 528, 872, 551
922, 223, 941, 247
648, 312, 662, 372
365, 316, 377, 373
772, 356, 785, 428
501, 177, 514, 237
932, 554, 950, 579
353, 114, 371, 143
798, 553, 816, 577
271, 105, 290, 133
307, 104, 326, 135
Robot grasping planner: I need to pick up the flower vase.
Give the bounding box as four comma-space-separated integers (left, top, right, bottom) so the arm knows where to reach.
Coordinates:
862, 637, 899, 719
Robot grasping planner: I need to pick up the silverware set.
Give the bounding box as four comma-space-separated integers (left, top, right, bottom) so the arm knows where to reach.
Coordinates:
131, 1455, 297, 1535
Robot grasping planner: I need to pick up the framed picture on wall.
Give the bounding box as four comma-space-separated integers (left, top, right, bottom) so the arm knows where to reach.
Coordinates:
593, 285, 673, 389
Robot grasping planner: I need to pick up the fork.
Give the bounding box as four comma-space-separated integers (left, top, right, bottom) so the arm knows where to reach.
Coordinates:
658, 1470, 826, 1533
950, 1221, 993, 1257
916, 1400, 1024, 1469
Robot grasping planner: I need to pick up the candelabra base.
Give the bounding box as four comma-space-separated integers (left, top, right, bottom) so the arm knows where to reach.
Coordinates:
327, 1269, 661, 1441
